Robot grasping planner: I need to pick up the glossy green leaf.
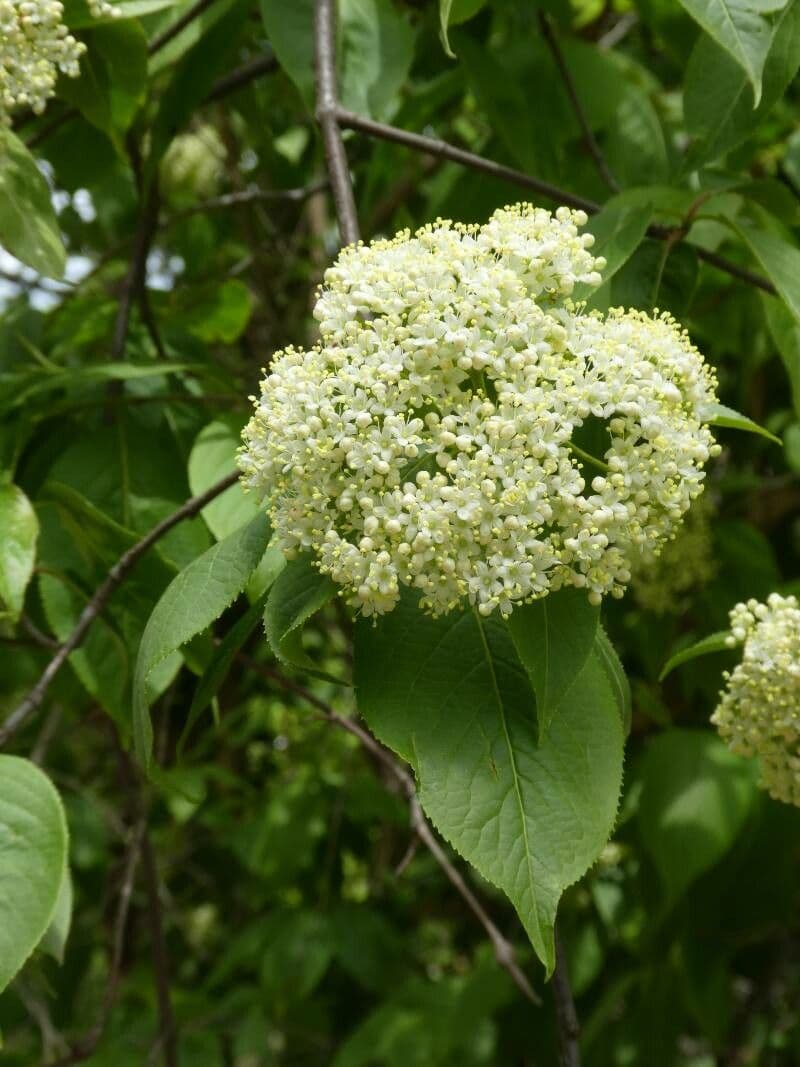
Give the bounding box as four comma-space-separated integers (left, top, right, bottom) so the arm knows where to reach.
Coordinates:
264, 555, 339, 678
706, 401, 781, 444
726, 220, 800, 325
762, 294, 800, 416
575, 196, 655, 305
0, 129, 66, 279
0, 483, 38, 624
340, 0, 415, 119
439, 0, 457, 58
58, 21, 148, 138
39, 571, 130, 719
659, 630, 734, 680
505, 589, 599, 741
639, 730, 758, 901
183, 592, 270, 748
174, 280, 253, 344
595, 625, 632, 736
133, 512, 271, 766
188, 420, 258, 542
355, 594, 624, 974
40, 869, 73, 965
677, 0, 782, 106
684, 0, 800, 165
260, 0, 413, 118
0, 757, 69, 992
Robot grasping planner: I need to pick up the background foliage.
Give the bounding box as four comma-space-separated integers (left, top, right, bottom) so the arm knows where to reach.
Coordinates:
1, 0, 800, 1063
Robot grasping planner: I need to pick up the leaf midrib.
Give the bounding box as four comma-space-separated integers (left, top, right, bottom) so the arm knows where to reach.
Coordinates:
473, 611, 541, 939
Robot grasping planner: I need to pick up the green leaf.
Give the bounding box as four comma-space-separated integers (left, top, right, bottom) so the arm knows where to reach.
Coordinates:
762, 293, 800, 416
354, 594, 624, 974
576, 195, 655, 303
706, 401, 781, 444
725, 220, 800, 325
595, 625, 632, 736
439, 0, 457, 58
264, 556, 339, 678
638, 730, 757, 901
148, 0, 251, 165
0, 129, 66, 279
183, 592, 270, 750
58, 21, 148, 140
0, 483, 38, 624
0, 756, 69, 993
171, 280, 253, 344
133, 512, 271, 767
505, 589, 599, 742
339, 0, 415, 119
187, 420, 258, 542
684, 0, 800, 165
659, 630, 734, 680
677, 0, 780, 106
259, 0, 315, 101
40, 869, 73, 965
65, 0, 178, 25
260, 0, 414, 118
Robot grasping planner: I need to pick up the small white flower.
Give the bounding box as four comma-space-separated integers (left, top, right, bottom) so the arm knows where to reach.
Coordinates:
240, 204, 720, 618
712, 594, 800, 807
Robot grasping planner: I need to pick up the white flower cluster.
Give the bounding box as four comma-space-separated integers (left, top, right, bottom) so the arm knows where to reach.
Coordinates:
240, 204, 720, 618
712, 594, 800, 807
631, 494, 717, 614
0, 0, 116, 122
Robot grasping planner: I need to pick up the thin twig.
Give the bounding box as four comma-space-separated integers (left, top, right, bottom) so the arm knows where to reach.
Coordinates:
48, 818, 146, 1066
167, 180, 329, 223
537, 12, 619, 192
111, 181, 161, 361
314, 0, 360, 245
334, 108, 776, 295
237, 657, 542, 1008
336, 106, 598, 214
205, 53, 277, 104
21, 616, 60, 650
0, 471, 238, 749
141, 829, 179, 1067
147, 0, 220, 55
553, 927, 581, 1067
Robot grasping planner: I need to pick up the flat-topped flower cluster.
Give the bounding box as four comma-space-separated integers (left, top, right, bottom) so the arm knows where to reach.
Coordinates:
240, 203, 720, 618
713, 594, 800, 807
0, 0, 116, 122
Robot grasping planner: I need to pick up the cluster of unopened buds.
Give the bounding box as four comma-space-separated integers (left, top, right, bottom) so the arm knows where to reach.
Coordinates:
713, 594, 800, 807
161, 125, 227, 205
0, 0, 117, 122
631, 493, 717, 614
240, 203, 721, 619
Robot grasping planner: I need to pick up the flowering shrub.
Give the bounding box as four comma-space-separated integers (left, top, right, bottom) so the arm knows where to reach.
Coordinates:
240, 204, 720, 618
713, 594, 800, 807
4, 0, 800, 1058
0, 0, 115, 121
